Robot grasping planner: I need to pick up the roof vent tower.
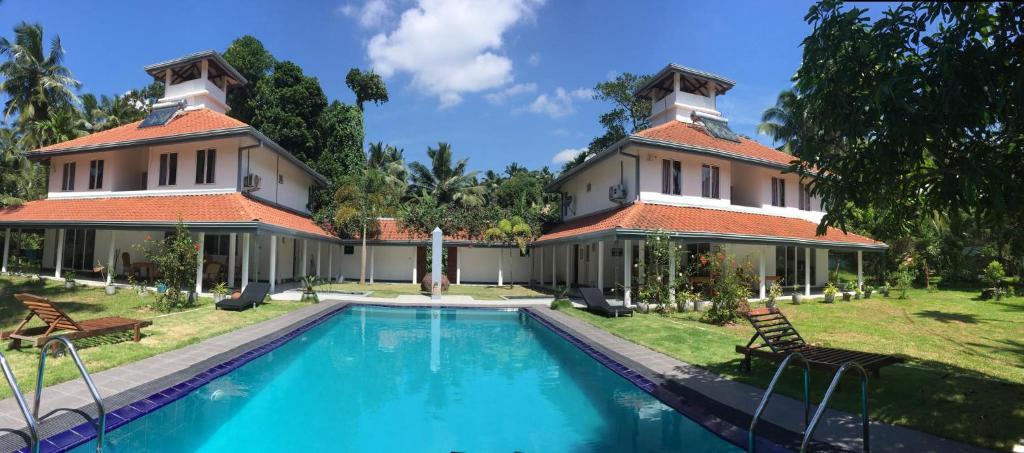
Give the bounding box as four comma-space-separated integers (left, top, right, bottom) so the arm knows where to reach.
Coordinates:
635, 64, 735, 128
143, 50, 247, 114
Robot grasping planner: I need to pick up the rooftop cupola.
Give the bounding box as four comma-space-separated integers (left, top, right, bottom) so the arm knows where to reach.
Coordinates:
143, 51, 247, 114
635, 64, 735, 128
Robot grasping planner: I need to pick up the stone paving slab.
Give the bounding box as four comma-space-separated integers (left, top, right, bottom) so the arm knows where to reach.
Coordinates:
529, 307, 990, 453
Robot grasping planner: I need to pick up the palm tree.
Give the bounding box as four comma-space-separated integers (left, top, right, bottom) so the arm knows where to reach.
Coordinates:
81, 93, 146, 132
23, 107, 86, 148
0, 22, 80, 127
335, 167, 401, 285
367, 142, 407, 189
407, 142, 485, 207
483, 216, 534, 286
757, 89, 803, 154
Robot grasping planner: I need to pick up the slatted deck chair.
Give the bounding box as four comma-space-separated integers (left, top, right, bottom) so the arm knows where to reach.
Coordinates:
578, 287, 633, 318
736, 307, 903, 377
2, 294, 152, 349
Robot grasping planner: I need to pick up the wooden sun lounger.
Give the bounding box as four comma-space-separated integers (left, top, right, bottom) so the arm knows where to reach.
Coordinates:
736, 307, 903, 377
2, 293, 152, 349
578, 287, 633, 318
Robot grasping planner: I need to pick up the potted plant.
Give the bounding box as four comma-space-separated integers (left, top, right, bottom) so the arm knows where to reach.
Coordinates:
863, 285, 873, 299
211, 282, 230, 303
95, 260, 116, 295
791, 284, 803, 304
842, 281, 855, 301
155, 280, 167, 294
301, 275, 320, 303
823, 282, 839, 303
64, 271, 76, 289
881, 283, 891, 297
766, 281, 783, 309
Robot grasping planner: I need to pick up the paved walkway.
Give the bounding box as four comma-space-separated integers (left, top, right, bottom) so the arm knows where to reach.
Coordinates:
274, 288, 553, 306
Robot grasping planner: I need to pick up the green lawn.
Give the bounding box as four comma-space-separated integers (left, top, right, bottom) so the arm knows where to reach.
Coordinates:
561, 288, 1024, 451
316, 281, 550, 300
0, 275, 311, 399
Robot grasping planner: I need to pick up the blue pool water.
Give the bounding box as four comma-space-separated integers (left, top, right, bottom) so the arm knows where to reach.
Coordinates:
70, 306, 739, 452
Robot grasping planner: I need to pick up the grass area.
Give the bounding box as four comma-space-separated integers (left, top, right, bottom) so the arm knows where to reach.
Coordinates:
0, 275, 311, 399
315, 281, 550, 300
560, 288, 1024, 450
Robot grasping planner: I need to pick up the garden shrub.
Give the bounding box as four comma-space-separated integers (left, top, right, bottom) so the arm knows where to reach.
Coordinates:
550, 299, 573, 310
700, 252, 754, 325
893, 262, 915, 299
138, 221, 198, 312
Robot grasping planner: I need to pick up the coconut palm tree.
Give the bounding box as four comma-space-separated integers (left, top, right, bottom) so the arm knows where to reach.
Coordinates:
22, 106, 86, 148
756, 89, 804, 154
335, 166, 400, 285
407, 142, 485, 207
367, 141, 407, 189
0, 22, 80, 127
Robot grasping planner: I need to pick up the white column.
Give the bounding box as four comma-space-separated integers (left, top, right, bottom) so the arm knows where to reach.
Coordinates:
301, 240, 308, 277
668, 240, 676, 304
1, 228, 10, 273
497, 251, 504, 286
759, 246, 766, 300
54, 229, 66, 279
597, 240, 604, 291
623, 239, 632, 306
241, 233, 250, 290
328, 244, 333, 282
227, 233, 236, 288
539, 247, 544, 286
565, 244, 571, 287
551, 245, 556, 289
369, 246, 375, 283
269, 235, 277, 293
195, 232, 205, 294
456, 248, 462, 285
804, 247, 811, 296
857, 250, 864, 290
638, 240, 646, 285
316, 242, 322, 277
107, 231, 117, 285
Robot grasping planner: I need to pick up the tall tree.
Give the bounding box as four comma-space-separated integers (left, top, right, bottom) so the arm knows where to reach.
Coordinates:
223, 36, 276, 124
0, 22, 80, 128
792, 1, 1024, 244
345, 68, 389, 111
334, 165, 401, 284
757, 89, 803, 154
571, 72, 652, 172
249, 61, 328, 163
408, 142, 485, 207
23, 106, 86, 147
367, 142, 407, 187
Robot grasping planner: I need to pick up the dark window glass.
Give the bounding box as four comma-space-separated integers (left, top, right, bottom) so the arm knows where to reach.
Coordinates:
702, 165, 719, 198
89, 160, 104, 189
159, 154, 168, 186
711, 166, 720, 198
206, 149, 216, 183
771, 177, 779, 206
62, 162, 76, 191
672, 160, 681, 195
661, 160, 670, 194
344, 245, 354, 255
160, 153, 178, 186
777, 178, 785, 207
195, 150, 205, 184
204, 234, 230, 255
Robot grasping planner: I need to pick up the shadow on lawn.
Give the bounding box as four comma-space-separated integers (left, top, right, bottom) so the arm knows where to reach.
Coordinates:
915, 310, 979, 324
693, 353, 1024, 451
0, 280, 108, 329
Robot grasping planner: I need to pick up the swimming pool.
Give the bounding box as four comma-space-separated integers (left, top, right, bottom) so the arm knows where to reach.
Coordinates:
65, 305, 741, 452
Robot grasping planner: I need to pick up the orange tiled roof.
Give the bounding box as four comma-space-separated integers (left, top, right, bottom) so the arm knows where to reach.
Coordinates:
354, 219, 477, 243
31, 108, 248, 154
0, 193, 334, 239
536, 202, 884, 248
633, 120, 795, 167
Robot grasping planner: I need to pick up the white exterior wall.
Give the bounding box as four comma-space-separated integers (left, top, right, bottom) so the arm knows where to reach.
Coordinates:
337, 245, 415, 282
241, 145, 315, 214
560, 153, 636, 220
144, 138, 240, 192
457, 247, 531, 284
637, 146, 733, 209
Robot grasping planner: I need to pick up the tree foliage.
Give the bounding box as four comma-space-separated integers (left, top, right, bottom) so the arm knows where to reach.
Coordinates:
0, 22, 80, 129
569, 72, 652, 172
407, 142, 485, 207
223, 35, 276, 125
345, 68, 389, 111
250, 61, 328, 163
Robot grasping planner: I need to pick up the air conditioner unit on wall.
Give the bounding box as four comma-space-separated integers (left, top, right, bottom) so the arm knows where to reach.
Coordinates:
608, 183, 627, 202
242, 173, 262, 192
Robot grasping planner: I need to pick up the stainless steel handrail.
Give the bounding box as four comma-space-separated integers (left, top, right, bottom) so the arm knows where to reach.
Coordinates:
748, 352, 811, 453
801, 361, 870, 453
0, 351, 39, 453
35, 337, 106, 453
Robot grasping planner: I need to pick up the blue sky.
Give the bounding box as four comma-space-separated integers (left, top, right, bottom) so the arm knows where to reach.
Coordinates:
1, 0, 830, 173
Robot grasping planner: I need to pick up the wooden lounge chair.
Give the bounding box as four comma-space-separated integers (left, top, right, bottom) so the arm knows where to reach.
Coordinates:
736, 307, 903, 377
215, 282, 269, 311
3, 294, 152, 349
578, 287, 633, 318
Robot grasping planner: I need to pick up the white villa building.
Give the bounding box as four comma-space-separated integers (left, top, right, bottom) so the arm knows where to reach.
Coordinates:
531, 64, 886, 303
0, 51, 530, 294
0, 54, 883, 300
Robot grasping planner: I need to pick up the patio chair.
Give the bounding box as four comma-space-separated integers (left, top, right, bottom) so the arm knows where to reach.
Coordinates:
215, 282, 269, 311
578, 287, 633, 318
121, 252, 137, 277
736, 307, 903, 377
2, 294, 152, 349
204, 262, 223, 283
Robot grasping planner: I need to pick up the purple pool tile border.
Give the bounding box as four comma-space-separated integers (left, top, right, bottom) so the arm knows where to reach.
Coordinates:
30, 304, 351, 453
521, 308, 791, 453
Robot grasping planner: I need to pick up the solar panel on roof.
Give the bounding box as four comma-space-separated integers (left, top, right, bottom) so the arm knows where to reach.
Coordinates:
699, 116, 741, 142
138, 106, 179, 128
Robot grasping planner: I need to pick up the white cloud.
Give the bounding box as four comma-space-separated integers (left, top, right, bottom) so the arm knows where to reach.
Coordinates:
552, 147, 587, 164
527, 53, 540, 66
527, 87, 594, 118
484, 82, 537, 104
366, 0, 544, 108
338, 0, 394, 28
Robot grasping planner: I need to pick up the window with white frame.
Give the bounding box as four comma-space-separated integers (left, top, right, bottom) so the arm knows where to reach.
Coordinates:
771, 177, 786, 207
661, 159, 681, 195
88, 160, 104, 190
701, 164, 720, 198
61, 162, 76, 191
195, 149, 216, 184
158, 153, 178, 186
798, 183, 812, 210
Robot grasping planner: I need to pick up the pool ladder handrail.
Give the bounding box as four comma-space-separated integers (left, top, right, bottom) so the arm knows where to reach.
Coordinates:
0, 351, 39, 453
35, 336, 106, 453
748, 352, 811, 453
800, 361, 870, 453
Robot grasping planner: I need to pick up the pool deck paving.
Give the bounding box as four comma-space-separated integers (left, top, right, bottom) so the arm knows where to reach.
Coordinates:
0, 298, 991, 452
